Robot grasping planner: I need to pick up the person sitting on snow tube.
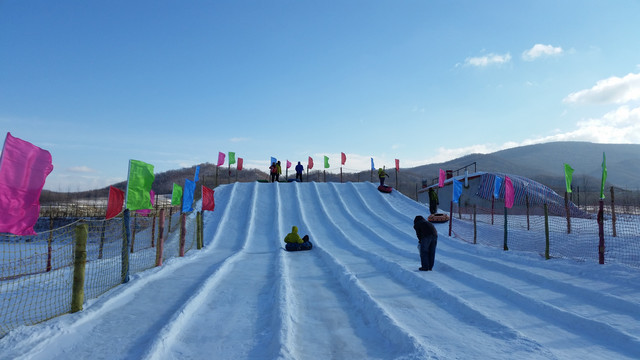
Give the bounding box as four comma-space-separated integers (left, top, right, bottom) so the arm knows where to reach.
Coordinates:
284, 226, 312, 251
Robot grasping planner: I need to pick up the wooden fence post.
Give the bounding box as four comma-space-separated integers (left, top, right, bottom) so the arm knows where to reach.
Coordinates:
610, 187, 617, 237
47, 217, 54, 272
179, 213, 186, 257
156, 209, 165, 267
71, 223, 88, 313
544, 204, 550, 260
503, 206, 509, 251
122, 209, 131, 283
565, 192, 571, 234
598, 200, 605, 264
197, 211, 203, 250
473, 204, 477, 245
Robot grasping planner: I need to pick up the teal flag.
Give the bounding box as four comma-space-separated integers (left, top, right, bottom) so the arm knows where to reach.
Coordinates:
564, 163, 574, 193
126, 159, 154, 210
324, 156, 330, 169
172, 183, 183, 206
600, 152, 607, 199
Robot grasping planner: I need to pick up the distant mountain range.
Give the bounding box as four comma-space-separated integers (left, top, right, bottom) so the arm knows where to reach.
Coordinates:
41, 141, 639, 202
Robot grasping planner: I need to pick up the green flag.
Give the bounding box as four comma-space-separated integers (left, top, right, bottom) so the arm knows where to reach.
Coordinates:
600, 152, 607, 199
564, 163, 574, 193
125, 159, 155, 210
229, 152, 236, 165
324, 156, 330, 169
172, 183, 183, 206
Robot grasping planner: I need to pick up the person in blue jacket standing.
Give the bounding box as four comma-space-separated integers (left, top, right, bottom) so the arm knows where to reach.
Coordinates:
295, 161, 304, 182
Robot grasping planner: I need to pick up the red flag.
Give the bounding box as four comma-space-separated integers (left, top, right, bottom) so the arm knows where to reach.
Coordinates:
308, 156, 314, 170
106, 186, 125, 219
0, 133, 54, 235
395, 159, 400, 171
202, 186, 215, 211
286, 160, 292, 169
505, 176, 515, 209
237, 158, 243, 171
341, 152, 346, 165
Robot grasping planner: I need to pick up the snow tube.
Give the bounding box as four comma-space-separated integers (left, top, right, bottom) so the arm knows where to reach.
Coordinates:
285, 242, 313, 251
378, 185, 393, 193
428, 213, 450, 223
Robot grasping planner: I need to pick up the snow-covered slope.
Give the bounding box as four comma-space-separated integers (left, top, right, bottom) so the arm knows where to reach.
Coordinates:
2, 182, 639, 359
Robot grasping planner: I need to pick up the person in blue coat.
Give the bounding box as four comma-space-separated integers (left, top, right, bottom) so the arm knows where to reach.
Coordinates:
295, 161, 304, 182
413, 215, 437, 271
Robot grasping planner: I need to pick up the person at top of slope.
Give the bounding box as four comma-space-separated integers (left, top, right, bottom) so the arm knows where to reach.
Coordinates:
276, 161, 282, 182
284, 226, 312, 251
428, 187, 439, 215
413, 215, 438, 271
378, 167, 389, 186
269, 162, 277, 182
295, 161, 304, 182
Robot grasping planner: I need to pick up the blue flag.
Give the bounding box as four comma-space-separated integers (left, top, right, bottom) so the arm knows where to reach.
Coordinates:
493, 176, 503, 199
453, 179, 463, 203
270, 156, 277, 165
370, 158, 375, 171
194, 165, 200, 182
182, 179, 195, 212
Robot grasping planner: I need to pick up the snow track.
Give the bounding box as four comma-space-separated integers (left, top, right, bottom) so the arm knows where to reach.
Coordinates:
3, 182, 640, 360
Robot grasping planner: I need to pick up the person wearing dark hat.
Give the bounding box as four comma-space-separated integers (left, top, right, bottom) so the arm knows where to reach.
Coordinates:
413, 215, 438, 271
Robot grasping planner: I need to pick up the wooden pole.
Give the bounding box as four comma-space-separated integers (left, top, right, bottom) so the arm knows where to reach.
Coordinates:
503, 206, 509, 251
156, 209, 165, 267
565, 192, 571, 234
610, 187, 617, 237
47, 217, 54, 271
544, 203, 550, 260
71, 223, 88, 313
598, 200, 605, 264
179, 213, 186, 257
122, 209, 131, 283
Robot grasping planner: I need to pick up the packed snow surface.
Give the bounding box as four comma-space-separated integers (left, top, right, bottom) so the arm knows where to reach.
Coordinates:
1, 182, 639, 359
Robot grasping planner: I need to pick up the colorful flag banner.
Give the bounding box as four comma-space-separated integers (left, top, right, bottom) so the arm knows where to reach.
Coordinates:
600, 152, 607, 199
106, 186, 125, 220
136, 190, 155, 216
505, 176, 515, 208
438, 169, 445, 188
493, 176, 503, 199
564, 163, 574, 193
171, 183, 183, 206
286, 160, 292, 169
0, 133, 54, 235
125, 159, 154, 211
370, 158, 375, 171
202, 185, 215, 211
270, 156, 277, 165
229, 152, 236, 165
452, 179, 463, 203
182, 178, 195, 212
194, 165, 200, 182
308, 157, 314, 170
237, 158, 243, 171
341, 152, 346, 165
324, 156, 329, 168
217, 152, 225, 167
395, 159, 399, 172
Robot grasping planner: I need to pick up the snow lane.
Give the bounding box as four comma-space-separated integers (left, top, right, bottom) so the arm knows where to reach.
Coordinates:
143, 182, 288, 359
311, 183, 551, 358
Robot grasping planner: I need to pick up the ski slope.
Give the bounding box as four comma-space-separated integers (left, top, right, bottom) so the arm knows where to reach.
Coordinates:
2, 182, 640, 359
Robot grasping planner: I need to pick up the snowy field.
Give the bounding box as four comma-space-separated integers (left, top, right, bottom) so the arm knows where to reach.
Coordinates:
1, 181, 639, 359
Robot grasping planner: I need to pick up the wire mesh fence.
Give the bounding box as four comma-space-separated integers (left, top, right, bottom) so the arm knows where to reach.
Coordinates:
449, 200, 640, 268
0, 206, 200, 337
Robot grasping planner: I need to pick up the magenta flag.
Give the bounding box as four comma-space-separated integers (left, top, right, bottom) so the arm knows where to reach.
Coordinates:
438, 169, 445, 188
217, 152, 225, 166
136, 190, 155, 216
505, 176, 515, 209
308, 156, 314, 170
286, 160, 292, 169
237, 158, 243, 171
341, 152, 346, 165
0, 133, 54, 235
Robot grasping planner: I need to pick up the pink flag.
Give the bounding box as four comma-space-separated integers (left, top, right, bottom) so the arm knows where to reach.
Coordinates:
341, 152, 346, 165
237, 158, 243, 171
217, 152, 225, 166
286, 160, 292, 169
106, 186, 125, 219
202, 186, 215, 211
505, 176, 515, 209
395, 159, 399, 172
136, 190, 155, 216
0, 133, 54, 235
438, 169, 445, 188
308, 156, 314, 170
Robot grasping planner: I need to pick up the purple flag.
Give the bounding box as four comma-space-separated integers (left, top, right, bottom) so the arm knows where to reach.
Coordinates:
0, 133, 54, 235
438, 169, 445, 188
505, 176, 515, 209
217, 152, 225, 167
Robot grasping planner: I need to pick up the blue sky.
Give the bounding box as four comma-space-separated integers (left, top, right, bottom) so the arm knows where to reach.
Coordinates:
1, 0, 639, 191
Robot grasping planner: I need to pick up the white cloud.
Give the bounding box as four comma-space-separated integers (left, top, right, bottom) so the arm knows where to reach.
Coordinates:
67, 166, 96, 173
564, 72, 640, 104
464, 53, 511, 67
522, 44, 563, 61
230, 137, 250, 142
